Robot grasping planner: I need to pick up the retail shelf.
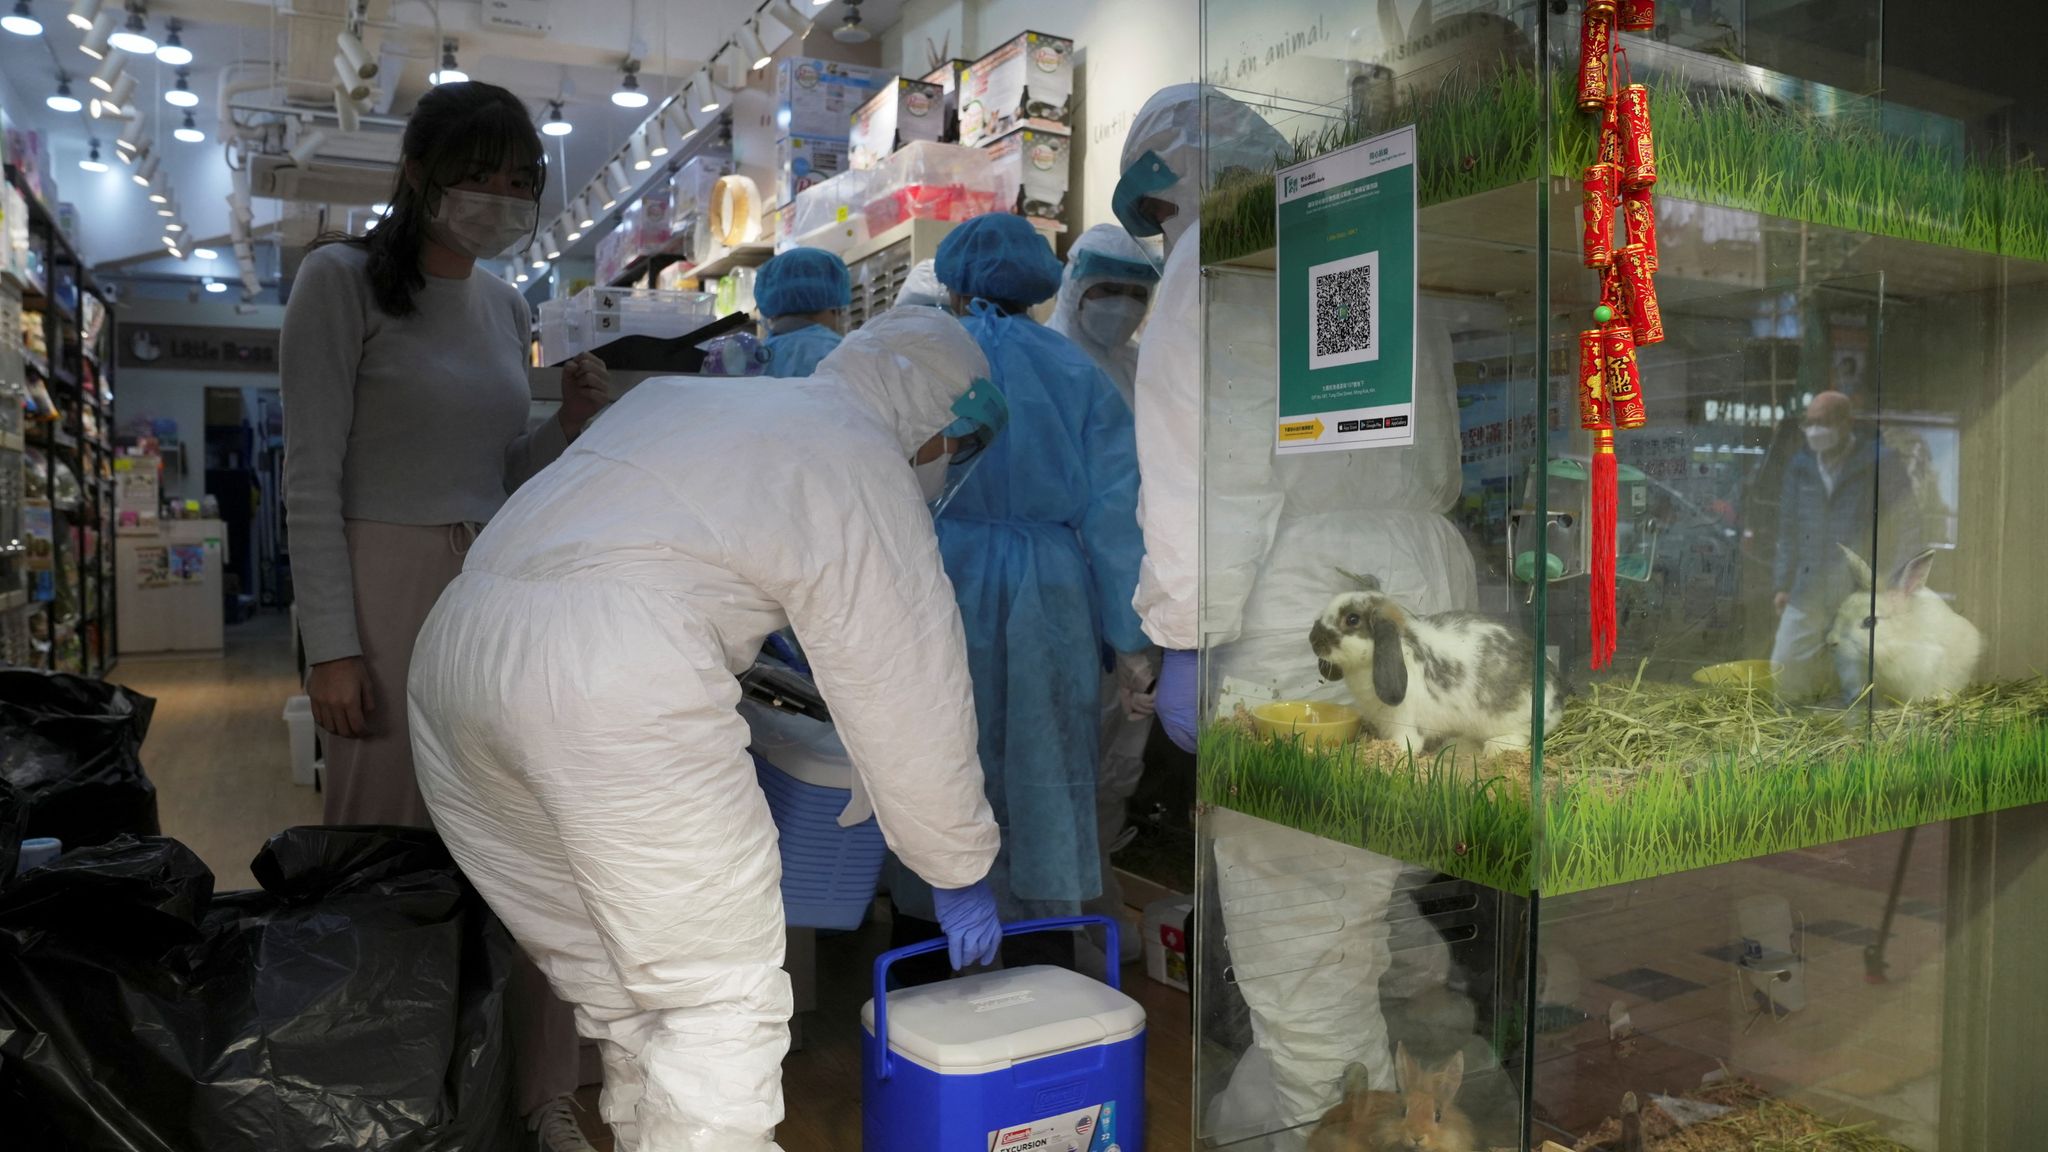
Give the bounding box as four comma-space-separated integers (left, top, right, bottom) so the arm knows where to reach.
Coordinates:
49, 427, 78, 451
21, 348, 52, 380
687, 243, 775, 282
0, 430, 21, 452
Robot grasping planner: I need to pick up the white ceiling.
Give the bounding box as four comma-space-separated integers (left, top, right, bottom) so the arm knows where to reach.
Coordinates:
0, 0, 886, 279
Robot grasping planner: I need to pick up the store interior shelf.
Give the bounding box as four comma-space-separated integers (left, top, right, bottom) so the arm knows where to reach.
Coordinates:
688, 243, 775, 283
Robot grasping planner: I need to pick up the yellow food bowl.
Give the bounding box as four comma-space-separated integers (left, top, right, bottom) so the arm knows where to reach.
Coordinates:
1251, 700, 1363, 749
1692, 659, 1778, 693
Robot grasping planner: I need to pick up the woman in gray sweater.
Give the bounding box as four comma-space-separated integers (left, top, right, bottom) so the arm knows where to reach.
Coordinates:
280, 81, 607, 1150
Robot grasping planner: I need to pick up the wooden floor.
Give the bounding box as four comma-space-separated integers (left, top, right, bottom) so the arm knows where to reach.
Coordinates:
114, 610, 1196, 1151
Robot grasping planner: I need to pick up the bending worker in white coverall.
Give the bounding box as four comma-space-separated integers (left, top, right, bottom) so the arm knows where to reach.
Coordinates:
408, 306, 1009, 1151
1116, 86, 1461, 1148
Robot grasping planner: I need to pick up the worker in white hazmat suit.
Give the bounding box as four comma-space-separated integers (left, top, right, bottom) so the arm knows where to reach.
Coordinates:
1116, 86, 1464, 1149
408, 306, 1008, 1152
895, 258, 945, 309
1046, 222, 1163, 968
1047, 223, 1158, 403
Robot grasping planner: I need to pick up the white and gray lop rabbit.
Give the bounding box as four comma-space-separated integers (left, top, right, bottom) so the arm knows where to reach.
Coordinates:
1310, 575, 1562, 758
1827, 544, 1981, 704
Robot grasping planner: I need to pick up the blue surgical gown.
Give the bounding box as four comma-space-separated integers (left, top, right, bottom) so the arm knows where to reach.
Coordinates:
761, 323, 842, 378
902, 311, 1147, 915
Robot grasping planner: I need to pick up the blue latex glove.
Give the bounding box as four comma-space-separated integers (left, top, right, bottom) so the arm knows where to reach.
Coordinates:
1157, 648, 1198, 754
932, 880, 1002, 970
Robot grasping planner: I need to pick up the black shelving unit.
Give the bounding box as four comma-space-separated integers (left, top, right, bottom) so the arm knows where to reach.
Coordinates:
8, 166, 116, 677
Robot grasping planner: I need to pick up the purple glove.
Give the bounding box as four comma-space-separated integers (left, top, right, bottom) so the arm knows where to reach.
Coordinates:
932, 880, 1002, 969
1157, 647, 1198, 754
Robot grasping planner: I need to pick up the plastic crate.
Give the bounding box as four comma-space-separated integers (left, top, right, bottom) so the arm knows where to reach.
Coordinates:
857, 142, 1001, 235
744, 700, 886, 931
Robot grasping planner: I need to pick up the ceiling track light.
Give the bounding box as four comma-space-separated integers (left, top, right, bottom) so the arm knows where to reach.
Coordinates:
78, 8, 114, 57
109, 4, 157, 54
154, 16, 189, 64
334, 51, 370, 100
662, 103, 695, 142
541, 99, 572, 137
93, 71, 135, 116
648, 119, 671, 158
758, 2, 802, 49
612, 59, 648, 109
173, 109, 203, 143
602, 159, 630, 208
3, 0, 43, 37
90, 51, 124, 93
542, 227, 561, 260
575, 196, 595, 230
768, 0, 814, 41
117, 116, 146, 151
288, 126, 327, 166
79, 139, 108, 173
164, 216, 185, 233
131, 152, 158, 185
738, 20, 772, 71
690, 69, 720, 114
148, 178, 168, 204
165, 66, 197, 107
334, 86, 361, 132
715, 50, 749, 91
47, 75, 82, 113
336, 29, 374, 79
528, 244, 546, 270
431, 39, 465, 85
628, 132, 652, 172
65, 0, 97, 30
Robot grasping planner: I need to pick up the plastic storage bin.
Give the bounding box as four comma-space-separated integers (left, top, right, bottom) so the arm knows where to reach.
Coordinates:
282, 694, 318, 787
743, 699, 886, 931
859, 141, 1001, 235
536, 288, 720, 365
781, 168, 875, 253
863, 917, 1145, 1152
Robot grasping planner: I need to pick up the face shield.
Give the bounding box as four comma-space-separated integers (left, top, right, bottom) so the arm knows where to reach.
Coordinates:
1111, 149, 1182, 265
913, 375, 1010, 518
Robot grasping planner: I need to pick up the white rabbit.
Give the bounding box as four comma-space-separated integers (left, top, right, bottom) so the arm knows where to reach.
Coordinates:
1827, 544, 1982, 704
1310, 576, 1562, 759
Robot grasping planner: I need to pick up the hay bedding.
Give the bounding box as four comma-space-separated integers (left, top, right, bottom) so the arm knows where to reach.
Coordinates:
1567, 1076, 1916, 1152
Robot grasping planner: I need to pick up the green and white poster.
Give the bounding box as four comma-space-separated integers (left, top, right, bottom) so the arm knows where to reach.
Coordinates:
1274, 125, 1418, 454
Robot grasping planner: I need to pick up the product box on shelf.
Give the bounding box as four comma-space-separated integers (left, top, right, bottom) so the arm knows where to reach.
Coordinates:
849, 78, 947, 170
774, 58, 883, 139
980, 126, 1071, 230
635, 181, 675, 257
921, 59, 971, 144
774, 135, 850, 208
959, 31, 1074, 147
594, 226, 630, 287
858, 141, 1001, 235
784, 168, 875, 249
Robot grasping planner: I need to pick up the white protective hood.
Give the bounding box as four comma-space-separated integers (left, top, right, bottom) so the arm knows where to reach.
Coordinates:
1119, 84, 1288, 254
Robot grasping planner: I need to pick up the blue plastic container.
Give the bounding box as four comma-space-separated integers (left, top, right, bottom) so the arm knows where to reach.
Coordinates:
862, 917, 1146, 1152
744, 700, 887, 931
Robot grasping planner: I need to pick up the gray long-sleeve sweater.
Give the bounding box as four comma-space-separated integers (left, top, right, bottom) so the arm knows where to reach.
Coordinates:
282, 243, 566, 664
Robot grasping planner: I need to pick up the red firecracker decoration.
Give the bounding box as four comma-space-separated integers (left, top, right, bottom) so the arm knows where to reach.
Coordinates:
1576, 1, 1665, 670
1583, 163, 1618, 268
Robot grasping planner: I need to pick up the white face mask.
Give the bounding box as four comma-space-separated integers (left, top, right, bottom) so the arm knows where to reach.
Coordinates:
1078, 295, 1147, 349
425, 188, 538, 260
1804, 424, 1842, 455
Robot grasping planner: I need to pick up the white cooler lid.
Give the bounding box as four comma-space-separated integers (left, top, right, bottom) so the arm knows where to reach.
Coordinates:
861, 965, 1146, 1076
740, 698, 854, 790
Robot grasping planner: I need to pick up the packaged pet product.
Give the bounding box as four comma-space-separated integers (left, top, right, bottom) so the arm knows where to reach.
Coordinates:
774, 58, 883, 138
921, 59, 971, 144
773, 135, 850, 208
959, 31, 1074, 147
668, 153, 732, 262
849, 78, 947, 170
858, 142, 1000, 235
981, 126, 1071, 230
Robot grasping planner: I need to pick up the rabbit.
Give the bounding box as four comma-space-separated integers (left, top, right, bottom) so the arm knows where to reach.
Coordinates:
1826, 544, 1982, 704
1308, 1044, 1476, 1152
1311, 576, 1562, 759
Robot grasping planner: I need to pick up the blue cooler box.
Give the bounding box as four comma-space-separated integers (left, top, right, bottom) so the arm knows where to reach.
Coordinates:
862, 917, 1146, 1152
743, 699, 887, 931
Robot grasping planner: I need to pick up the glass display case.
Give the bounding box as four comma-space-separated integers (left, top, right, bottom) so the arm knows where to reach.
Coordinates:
1191, 1, 2048, 1148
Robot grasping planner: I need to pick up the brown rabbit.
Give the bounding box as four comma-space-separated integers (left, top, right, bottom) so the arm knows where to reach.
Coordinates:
1307, 1044, 1477, 1152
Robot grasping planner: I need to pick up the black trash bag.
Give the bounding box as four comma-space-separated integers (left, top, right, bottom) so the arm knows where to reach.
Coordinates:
0, 668, 159, 849
0, 827, 522, 1152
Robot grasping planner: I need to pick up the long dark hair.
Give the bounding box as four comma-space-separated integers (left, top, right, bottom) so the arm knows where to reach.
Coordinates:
313, 81, 546, 318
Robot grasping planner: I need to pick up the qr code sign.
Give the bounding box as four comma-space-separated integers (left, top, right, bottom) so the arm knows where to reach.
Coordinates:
1308, 250, 1380, 370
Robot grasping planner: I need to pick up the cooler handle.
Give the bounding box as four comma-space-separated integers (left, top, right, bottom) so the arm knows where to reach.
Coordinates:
870, 915, 1120, 1080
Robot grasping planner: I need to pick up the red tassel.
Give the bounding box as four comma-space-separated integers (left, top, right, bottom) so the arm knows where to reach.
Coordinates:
1591, 433, 1619, 670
